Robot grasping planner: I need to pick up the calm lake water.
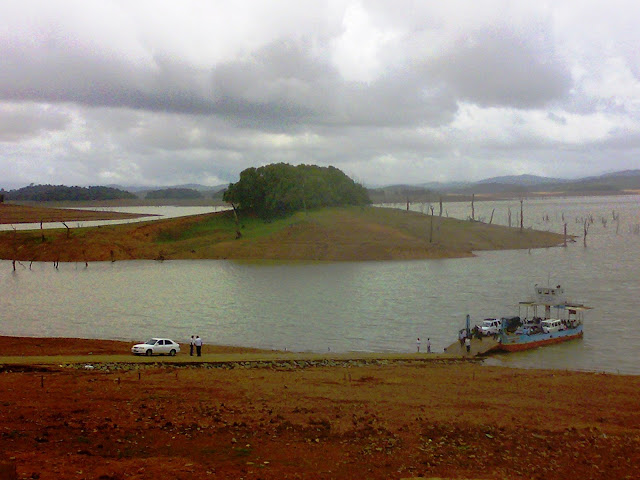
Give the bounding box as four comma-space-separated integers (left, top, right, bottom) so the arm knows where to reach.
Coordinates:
2, 195, 639, 374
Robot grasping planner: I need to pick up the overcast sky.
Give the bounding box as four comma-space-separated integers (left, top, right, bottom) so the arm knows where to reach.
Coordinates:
1, 0, 639, 189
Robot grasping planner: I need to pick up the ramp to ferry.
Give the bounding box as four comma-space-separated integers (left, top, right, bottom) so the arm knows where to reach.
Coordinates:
444, 337, 500, 357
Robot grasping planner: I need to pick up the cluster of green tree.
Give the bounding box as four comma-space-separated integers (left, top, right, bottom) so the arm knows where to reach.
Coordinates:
4, 184, 137, 201
223, 163, 370, 219
144, 188, 203, 199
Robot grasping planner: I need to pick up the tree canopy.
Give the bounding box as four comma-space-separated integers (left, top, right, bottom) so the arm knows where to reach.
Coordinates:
223, 163, 370, 219
5, 184, 137, 202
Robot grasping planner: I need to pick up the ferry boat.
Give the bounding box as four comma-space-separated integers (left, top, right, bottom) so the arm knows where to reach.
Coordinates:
491, 284, 590, 352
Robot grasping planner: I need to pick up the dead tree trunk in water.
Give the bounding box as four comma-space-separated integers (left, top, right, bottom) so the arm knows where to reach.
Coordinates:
231, 203, 242, 239
583, 219, 589, 247
429, 206, 435, 243
471, 194, 475, 221
62, 222, 70, 238
11, 226, 17, 271
520, 199, 524, 231
508, 208, 512, 228
489, 208, 495, 224
564, 223, 568, 247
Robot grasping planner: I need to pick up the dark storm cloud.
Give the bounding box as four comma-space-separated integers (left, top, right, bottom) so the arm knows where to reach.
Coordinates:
1, 30, 457, 130
210, 39, 458, 130
1, 40, 217, 114
0, 105, 70, 141
432, 28, 572, 108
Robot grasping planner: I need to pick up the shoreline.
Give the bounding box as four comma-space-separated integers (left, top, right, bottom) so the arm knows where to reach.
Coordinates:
0, 206, 568, 262
0, 335, 276, 357
0, 335, 632, 377
2, 335, 640, 479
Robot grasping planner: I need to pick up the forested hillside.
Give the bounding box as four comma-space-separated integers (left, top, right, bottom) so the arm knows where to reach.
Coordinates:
144, 188, 203, 199
3, 184, 137, 202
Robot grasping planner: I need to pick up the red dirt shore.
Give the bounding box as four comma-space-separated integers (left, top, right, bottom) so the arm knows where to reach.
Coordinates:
1, 337, 639, 480
0, 336, 266, 357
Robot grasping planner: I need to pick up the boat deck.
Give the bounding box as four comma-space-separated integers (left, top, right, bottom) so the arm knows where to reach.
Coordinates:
444, 336, 500, 357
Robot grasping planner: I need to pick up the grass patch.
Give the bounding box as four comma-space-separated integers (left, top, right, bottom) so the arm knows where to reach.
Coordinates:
155, 210, 308, 243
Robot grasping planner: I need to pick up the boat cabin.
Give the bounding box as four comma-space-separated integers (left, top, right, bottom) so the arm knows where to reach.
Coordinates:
533, 285, 566, 305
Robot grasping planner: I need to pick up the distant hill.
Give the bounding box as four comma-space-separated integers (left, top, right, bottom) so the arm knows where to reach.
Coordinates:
368, 185, 432, 204
367, 170, 640, 202
3, 184, 137, 202
144, 188, 203, 200
423, 170, 640, 196
475, 174, 569, 186
107, 183, 228, 195
3, 170, 638, 204
571, 170, 640, 190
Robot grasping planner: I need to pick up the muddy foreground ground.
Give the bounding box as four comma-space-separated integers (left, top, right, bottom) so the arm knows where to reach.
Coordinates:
1, 337, 639, 480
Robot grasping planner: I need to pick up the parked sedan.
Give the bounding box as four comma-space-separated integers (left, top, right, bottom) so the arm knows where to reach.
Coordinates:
131, 338, 180, 356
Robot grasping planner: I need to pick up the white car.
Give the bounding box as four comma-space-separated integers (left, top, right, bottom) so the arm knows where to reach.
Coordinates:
131, 338, 180, 356
480, 318, 502, 336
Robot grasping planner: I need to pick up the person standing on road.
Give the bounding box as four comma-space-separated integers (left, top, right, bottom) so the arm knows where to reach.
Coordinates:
190, 335, 195, 356
416, 337, 421, 353
427, 338, 431, 353
195, 335, 203, 357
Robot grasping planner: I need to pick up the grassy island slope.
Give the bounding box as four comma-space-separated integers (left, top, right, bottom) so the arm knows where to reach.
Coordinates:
0, 206, 566, 262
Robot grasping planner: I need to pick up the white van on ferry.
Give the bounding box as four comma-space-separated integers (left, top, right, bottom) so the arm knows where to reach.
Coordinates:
541, 319, 562, 334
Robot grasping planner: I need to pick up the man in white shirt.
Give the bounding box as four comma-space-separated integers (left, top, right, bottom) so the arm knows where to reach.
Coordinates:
195, 336, 203, 357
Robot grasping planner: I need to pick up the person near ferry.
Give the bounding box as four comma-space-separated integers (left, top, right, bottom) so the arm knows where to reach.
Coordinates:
189, 335, 195, 356
195, 335, 203, 357
465, 336, 471, 354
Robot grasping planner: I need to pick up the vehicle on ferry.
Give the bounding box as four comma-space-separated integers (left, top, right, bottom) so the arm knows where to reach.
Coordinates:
447, 284, 590, 355
494, 284, 590, 352
480, 318, 502, 336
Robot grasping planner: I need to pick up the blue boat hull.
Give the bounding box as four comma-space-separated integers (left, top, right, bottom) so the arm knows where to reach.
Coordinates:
497, 325, 583, 352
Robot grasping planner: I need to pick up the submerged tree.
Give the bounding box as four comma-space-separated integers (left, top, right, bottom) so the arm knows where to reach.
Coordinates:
223, 163, 370, 219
